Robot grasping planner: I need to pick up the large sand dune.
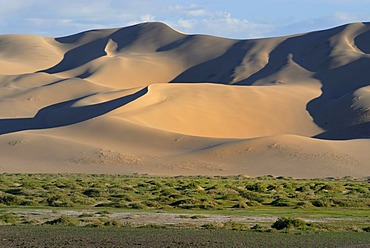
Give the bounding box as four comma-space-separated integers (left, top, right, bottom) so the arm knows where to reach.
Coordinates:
1, 22, 370, 178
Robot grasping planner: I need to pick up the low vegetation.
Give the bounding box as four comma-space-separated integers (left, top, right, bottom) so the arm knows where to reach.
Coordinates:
271, 217, 308, 230
0, 174, 369, 210
0, 173, 369, 234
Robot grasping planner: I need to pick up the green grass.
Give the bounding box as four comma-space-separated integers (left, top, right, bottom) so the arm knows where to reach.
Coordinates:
0, 173, 369, 210
0, 173, 369, 232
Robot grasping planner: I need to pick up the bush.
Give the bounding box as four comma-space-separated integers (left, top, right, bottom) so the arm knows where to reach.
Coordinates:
271, 217, 307, 230
46, 195, 74, 207
103, 219, 122, 227
246, 182, 267, 192
232, 201, 249, 209
251, 224, 263, 232
320, 184, 345, 192
311, 199, 332, 207
0, 213, 17, 224
44, 215, 79, 226
83, 189, 101, 197
332, 199, 367, 208
0, 194, 24, 205
201, 223, 223, 229
270, 197, 296, 207
128, 202, 146, 209
223, 221, 249, 231
295, 201, 313, 208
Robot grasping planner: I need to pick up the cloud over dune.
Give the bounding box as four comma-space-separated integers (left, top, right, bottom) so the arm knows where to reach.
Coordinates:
1, 0, 369, 38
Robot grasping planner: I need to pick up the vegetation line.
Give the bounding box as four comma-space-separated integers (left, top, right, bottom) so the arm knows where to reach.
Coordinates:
0, 173, 369, 232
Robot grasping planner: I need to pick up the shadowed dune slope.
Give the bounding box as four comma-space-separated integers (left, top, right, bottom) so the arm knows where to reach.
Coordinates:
1, 22, 370, 177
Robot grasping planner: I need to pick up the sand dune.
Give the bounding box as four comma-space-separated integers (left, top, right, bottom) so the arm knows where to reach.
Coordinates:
1, 22, 370, 177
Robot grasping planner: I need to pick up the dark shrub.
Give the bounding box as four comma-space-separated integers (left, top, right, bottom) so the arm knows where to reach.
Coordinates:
246, 183, 266, 192
0, 194, 24, 205
83, 189, 101, 197
271, 217, 307, 230
311, 199, 332, 207
270, 197, 296, 207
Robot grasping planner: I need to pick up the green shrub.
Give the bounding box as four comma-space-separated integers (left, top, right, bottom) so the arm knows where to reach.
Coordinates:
320, 184, 345, 192
128, 202, 146, 209
190, 215, 207, 219
332, 199, 368, 208
78, 213, 94, 218
295, 185, 311, 192
170, 198, 197, 208
246, 182, 267, 192
223, 221, 249, 231
96, 210, 111, 216
270, 197, 296, 207
251, 224, 263, 232
311, 199, 332, 207
201, 223, 222, 229
0, 213, 17, 224
295, 201, 313, 208
271, 217, 307, 230
144, 200, 163, 208
103, 219, 122, 227
44, 215, 79, 226
0, 194, 24, 205
232, 201, 249, 209
239, 191, 265, 203
45, 194, 75, 207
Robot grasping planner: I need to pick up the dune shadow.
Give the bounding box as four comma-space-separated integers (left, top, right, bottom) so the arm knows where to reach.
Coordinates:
42, 25, 147, 75
313, 122, 370, 140
41, 38, 108, 74
0, 87, 148, 135
306, 57, 370, 140
354, 27, 370, 54
170, 41, 255, 84
170, 26, 341, 86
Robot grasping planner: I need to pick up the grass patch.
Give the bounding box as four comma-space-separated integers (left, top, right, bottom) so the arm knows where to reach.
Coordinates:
0, 173, 369, 211
0, 174, 369, 233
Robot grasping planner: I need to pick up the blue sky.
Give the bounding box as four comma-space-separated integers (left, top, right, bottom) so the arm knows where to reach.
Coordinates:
0, 0, 370, 38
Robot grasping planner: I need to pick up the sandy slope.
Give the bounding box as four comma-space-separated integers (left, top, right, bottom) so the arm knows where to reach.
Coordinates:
1, 22, 370, 178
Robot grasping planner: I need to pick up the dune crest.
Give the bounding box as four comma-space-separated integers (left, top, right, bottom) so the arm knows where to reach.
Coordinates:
1, 22, 370, 177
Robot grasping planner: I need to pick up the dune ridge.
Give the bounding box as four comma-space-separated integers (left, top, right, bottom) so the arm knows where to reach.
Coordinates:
1, 22, 370, 177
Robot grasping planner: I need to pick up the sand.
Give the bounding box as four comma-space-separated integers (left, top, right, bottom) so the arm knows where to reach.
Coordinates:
1, 21, 370, 178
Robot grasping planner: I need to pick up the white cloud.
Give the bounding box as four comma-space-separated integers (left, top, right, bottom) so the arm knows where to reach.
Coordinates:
169, 4, 209, 17
187, 9, 207, 17
140, 14, 156, 22
170, 11, 273, 38
177, 18, 195, 29
1, 1, 369, 39
332, 12, 369, 23
267, 12, 370, 38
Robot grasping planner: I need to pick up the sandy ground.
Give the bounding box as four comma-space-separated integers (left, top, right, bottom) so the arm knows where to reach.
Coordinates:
1, 22, 370, 177
9, 209, 367, 228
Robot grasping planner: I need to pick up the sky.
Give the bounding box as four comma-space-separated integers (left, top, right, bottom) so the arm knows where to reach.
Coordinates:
0, 0, 370, 39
